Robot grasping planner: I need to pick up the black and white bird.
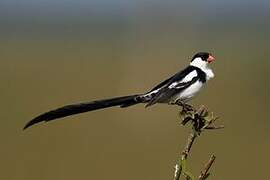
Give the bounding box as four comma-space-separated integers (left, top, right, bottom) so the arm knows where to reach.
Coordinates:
24, 52, 215, 129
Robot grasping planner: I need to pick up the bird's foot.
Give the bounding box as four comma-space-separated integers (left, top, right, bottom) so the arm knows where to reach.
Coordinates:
173, 100, 195, 115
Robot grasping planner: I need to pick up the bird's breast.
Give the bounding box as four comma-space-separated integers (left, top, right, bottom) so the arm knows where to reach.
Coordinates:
172, 81, 204, 102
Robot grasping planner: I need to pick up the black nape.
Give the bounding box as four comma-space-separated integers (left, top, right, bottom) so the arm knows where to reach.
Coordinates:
191, 52, 211, 62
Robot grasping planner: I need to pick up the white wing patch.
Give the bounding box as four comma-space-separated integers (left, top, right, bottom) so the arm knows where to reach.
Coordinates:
181, 70, 197, 83
168, 70, 198, 89
168, 82, 178, 89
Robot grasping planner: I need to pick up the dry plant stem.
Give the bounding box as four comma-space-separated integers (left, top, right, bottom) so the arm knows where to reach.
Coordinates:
173, 104, 223, 180
174, 130, 197, 180
182, 131, 196, 159
198, 155, 216, 180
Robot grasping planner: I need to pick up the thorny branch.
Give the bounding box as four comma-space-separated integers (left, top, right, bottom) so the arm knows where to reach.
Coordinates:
199, 155, 216, 180
173, 104, 223, 180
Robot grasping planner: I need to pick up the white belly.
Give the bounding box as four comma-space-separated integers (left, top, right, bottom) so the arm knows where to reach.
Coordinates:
172, 81, 204, 102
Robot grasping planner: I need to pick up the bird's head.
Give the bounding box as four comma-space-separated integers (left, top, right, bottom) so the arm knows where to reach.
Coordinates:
190, 52, 215, 69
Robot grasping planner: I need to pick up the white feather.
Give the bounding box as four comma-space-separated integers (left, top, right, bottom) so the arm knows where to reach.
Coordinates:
190, 57, 214, 80
181, 70, 197, 83
173, 81, 203, 102
168, 70, 197, 89
168, 82, 178, 89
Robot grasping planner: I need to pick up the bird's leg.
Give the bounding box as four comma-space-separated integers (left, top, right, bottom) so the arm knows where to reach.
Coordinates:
173, 100, 194, 113
170, 100, 196, 125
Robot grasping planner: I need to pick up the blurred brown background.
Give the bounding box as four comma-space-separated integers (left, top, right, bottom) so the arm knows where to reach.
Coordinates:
1, 0, 270, 179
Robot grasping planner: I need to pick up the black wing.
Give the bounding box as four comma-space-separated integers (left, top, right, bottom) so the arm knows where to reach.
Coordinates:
149, 75, 175, 92
145, 66, 199, 107
145, 77, 199, 107
148, 66, 196, 92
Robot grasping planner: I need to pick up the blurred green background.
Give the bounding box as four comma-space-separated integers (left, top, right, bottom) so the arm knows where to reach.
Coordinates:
1, 0, 270, 179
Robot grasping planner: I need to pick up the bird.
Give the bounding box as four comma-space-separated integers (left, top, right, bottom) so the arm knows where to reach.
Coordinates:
23, 52, 215, 130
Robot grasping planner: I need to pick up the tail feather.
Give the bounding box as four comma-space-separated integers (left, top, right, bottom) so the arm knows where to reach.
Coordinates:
24, 95, 141, 130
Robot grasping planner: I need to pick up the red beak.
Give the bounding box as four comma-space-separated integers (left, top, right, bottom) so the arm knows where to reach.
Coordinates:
207, 55, 215, 63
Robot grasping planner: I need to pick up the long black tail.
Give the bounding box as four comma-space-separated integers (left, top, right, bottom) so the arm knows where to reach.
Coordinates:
24, 94, 142, 130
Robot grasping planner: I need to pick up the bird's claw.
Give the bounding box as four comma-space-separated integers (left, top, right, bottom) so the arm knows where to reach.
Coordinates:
173, 100, 194, 113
